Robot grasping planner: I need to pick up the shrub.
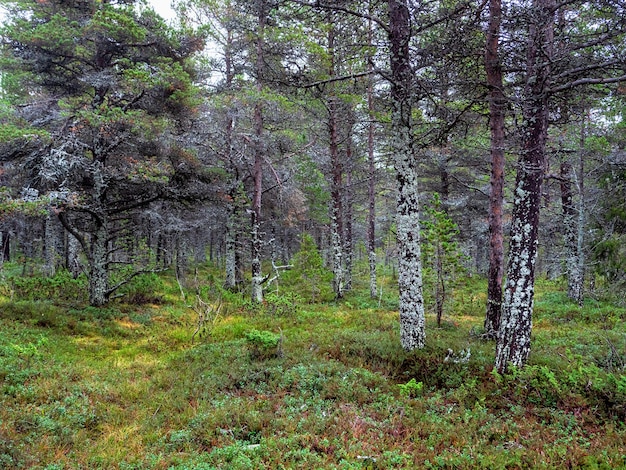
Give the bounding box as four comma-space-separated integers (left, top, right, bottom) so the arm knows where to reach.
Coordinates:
10, 270, 87, 304
245, 329, 282, 360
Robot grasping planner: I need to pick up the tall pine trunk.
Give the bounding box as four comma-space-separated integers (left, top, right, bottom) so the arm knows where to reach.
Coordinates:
495, 0, 555, 372
484, 0, 506, 337
389, 0, 425, 350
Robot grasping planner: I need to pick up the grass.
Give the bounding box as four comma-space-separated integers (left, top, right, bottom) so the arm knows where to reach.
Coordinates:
0, 263, 624, 468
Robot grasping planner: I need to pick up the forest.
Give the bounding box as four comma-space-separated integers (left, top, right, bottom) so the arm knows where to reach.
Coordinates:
0, 0, 625, 467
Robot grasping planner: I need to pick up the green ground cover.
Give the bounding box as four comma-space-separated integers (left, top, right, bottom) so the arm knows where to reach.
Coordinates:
0, 264, 624, 469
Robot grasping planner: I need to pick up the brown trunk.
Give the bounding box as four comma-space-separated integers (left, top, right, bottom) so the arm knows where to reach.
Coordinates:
484, 0, 506, 337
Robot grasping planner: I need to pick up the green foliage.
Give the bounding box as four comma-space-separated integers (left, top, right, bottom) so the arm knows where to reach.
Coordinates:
9, 270, 88, 304
118, 272, 165, 305
398, 378, 424, 398
0, 270, 625, 467
282, 233, 334, 302
244, 329, 282, 359
421, 194, 468, 325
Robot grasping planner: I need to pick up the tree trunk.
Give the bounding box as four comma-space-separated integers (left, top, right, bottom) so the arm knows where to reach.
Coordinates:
389, 0, 425, 350
88, 222, 109, 307
495, 0, 555, 372
344, 137, 354, 291
250, 0, 267, 303
1, 231, 10, 262
327, 16, 345, 300
561, 147, 585, 305
43, 212, 59, 277
484, 0, 506, 337
367, 9, 377, 299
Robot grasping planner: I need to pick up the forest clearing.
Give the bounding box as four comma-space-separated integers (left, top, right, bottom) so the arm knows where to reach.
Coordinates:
0, 261, 624, 469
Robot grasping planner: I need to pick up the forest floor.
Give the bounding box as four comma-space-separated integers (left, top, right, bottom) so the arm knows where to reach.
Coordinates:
0, 263, 625, 469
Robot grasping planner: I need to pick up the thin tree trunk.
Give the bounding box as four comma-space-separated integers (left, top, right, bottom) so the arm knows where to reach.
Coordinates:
251, 1, 267, 303
484, 0, 506, 337
495, 0, 555, 372
389, 0, 425, 350
344, 137, 354, 291
367, 9, 377, 299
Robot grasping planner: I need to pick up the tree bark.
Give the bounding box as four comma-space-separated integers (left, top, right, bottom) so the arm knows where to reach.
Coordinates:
484, 0, 506, 337
561, 129, 585, 305
88, 221, 109, 307
251, 0, 267, 303
495, 0, 555, 372
389, 0, 425, 350
327, 15, 345, 300
367, 41, 377, 299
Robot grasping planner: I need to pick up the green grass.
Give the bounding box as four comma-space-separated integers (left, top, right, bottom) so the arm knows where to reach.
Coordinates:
0, 264, 624, 468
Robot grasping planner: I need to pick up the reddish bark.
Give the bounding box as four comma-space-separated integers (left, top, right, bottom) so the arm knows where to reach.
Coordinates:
484, 0, 506, 337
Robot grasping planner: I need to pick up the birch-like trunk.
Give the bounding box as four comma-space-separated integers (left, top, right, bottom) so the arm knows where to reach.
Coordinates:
367, 13, 377, 299
484, 0, 506, 337
250, 0, 266, 303
389, 0, 425, 350
495, 0, 554, 372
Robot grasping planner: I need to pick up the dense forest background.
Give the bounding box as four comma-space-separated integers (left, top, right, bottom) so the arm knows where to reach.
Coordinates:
1, 0, 624, 365
0, 0, 625, 467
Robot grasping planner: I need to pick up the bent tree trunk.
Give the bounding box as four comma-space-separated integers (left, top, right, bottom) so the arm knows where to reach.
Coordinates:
389, 0, 425, 350
495, 0, 554, 372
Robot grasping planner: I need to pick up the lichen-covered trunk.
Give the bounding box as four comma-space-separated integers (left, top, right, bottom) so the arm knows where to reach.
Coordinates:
344, 141, 354, 292
495, 0, 554, 372
389, 0, 425, 350
367, 17, 377, 300
225, 194, 244, 291
484, 0, 506, 337
326, 19, 344, 300
43, 213, 59, 277
560, 160, 585, 305
250, 2, 267, 304
88, 222, 109, 307
251, 107, 264, 303
329, 97, 344, 299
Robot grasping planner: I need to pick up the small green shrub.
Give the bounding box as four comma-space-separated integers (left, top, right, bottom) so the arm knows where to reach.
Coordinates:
398, 378, 424, 398
118, 272, 164, 305
10, 270, 87, 303
245, 329, 282, 359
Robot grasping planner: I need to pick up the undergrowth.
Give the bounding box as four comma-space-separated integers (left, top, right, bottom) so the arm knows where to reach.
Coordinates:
0, 261, 624, 469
